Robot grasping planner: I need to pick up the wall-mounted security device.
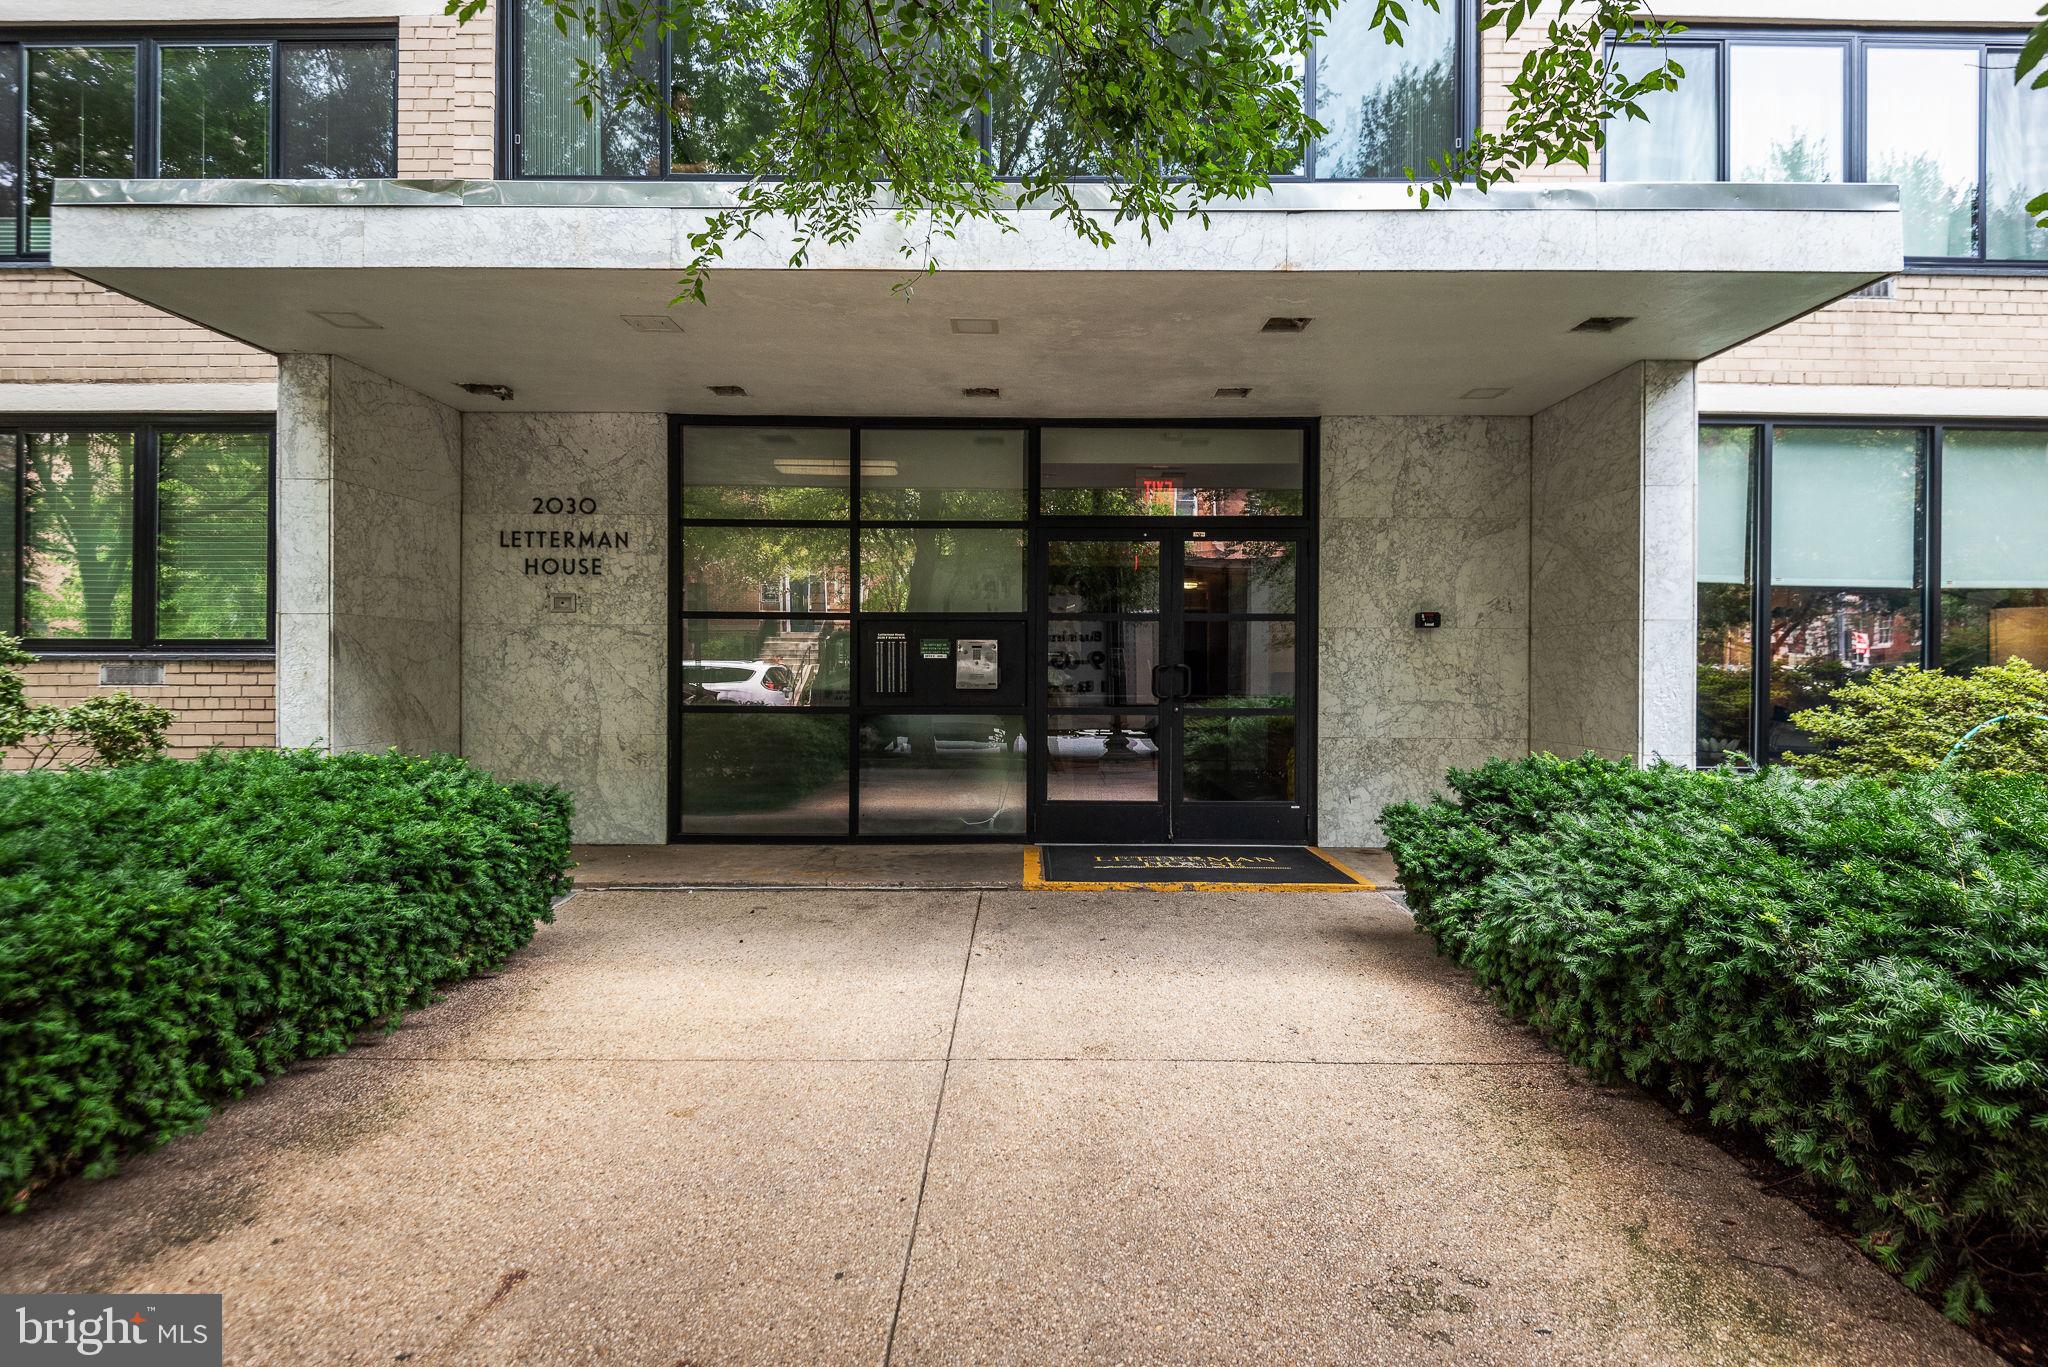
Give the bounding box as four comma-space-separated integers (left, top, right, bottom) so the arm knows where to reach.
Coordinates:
1414, 611, 1443, 629
955, 639, 999, 689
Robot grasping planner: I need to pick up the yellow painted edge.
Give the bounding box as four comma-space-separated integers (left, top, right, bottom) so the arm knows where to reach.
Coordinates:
1022, 845, 1372, 894
1309, 846, 1377, 891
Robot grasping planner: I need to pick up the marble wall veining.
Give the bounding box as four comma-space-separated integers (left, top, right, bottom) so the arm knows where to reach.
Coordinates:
1528, 362, 1697, 766
1317, 416, 1532, 846
460, 413, 669, 844
276, 355, 462, 755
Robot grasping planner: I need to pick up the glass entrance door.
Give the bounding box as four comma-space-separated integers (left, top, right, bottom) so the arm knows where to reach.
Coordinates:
1036, 534, 1306, 843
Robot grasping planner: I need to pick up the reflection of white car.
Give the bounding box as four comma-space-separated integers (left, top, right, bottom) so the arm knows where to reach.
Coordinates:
1046, 731, 1158, 759
681, 660, 796, 706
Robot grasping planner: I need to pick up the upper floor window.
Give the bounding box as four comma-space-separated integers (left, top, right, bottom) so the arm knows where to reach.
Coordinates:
506, 0, 1470, 182
2, 421, 274, 652
1605, 30, 2047, 267
0, 30, 397, 260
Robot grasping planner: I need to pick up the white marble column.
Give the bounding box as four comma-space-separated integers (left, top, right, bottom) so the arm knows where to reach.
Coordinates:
274, 354, 463, 754
1529, 361, 1698, 765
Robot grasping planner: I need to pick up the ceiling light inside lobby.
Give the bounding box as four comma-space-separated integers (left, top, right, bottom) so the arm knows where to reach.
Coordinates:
950, 318, 999, 334
771, 459, 900, 478
309, 309, 380, 329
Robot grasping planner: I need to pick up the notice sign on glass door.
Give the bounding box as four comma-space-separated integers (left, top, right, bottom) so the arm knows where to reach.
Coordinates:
875, 633, 909, 694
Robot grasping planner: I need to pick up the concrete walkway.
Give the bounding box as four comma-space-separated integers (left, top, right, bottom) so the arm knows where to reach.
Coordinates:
1, 888, 1994, 1365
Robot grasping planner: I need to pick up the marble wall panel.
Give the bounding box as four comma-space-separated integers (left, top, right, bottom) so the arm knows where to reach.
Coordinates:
1317, 416, 1532, 846
461, 413, 668, 843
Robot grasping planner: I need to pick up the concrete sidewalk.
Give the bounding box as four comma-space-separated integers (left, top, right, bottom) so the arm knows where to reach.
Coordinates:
0, 888, 1993, 1365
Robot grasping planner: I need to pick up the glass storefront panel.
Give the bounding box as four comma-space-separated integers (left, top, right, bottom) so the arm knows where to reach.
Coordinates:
1697, 426, 1757, 766
1182, 620, 1295, 705
1182, 713, 1296, 801
1047, 619, 1158, 707
858, 527, 1025, 612
1312, 0, 1456, 180
681, 425, 852, 519
1182, 538, 1295, 613
158, 45, 270, 178
680, 617, 851, 705
1940, 428, 2048, 669
858, 714, 1027, 834
859, 429, 1027, 521
23, 430, 135, 639
1766, 588, 1923, 758
1045, 713, 1160, 802
679, 711, 850, 835
1040, 428, 1304, 517
681, 526, 850, 614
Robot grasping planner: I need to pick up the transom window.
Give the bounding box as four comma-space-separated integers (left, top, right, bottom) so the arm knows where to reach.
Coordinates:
1, 422, 275, 652
0, 29, 397, 260
1605, 30, 2047, 267
507, 0, 1472, 181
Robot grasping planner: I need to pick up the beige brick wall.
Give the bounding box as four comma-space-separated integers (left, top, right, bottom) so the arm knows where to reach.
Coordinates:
7, 659, 277, 768
1702, 276, 2048, 390
0, 271, 275, 384
1479, 24, 1602, 184
398, 2, 497, 178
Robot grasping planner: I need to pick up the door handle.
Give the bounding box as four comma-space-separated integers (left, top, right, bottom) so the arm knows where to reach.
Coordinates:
1150, 663, 1192, 701
1169, 664, 1191, 701
1150, 664, 1174, 701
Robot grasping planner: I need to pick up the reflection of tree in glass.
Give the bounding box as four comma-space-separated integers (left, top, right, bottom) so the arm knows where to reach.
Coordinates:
1872, 152, 1977, 257
159, 47, 270, 178
281, 44, 397, 177
157, 433, 270, 640
1695, 581, 1751, 760
1318, 55, 1452, 180
24, 433, 134, 639
668, 5, 799, 174
26, 47, 136, 224
860, 529, 1022, 611
1737, 130, 1832, 184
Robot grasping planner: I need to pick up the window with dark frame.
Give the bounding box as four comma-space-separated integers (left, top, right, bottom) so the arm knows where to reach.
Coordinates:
505, 0, 1475, 183
1, 422, 275, 653
1603, 28, 2048, 267
1695, 421, 2048, 768
0, 29, 397, 261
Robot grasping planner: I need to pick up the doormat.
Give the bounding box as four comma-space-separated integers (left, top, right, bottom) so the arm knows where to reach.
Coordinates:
1025, 845, 1372, 892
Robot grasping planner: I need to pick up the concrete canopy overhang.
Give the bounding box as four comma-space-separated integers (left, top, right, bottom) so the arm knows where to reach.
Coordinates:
54, 179, 1902, 417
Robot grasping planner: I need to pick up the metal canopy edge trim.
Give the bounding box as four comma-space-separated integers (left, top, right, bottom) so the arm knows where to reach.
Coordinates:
55, 177, 1904, 213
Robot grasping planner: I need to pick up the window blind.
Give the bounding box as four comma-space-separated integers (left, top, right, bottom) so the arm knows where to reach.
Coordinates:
24, 430, 135, 639
1769, 427, 1920, 589
156, 430, 270, 640
1941, 429, 2048, 590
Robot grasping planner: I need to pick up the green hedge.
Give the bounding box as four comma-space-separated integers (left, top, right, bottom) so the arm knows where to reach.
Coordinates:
1382, 754, 2048, 1321
0, 748, 573, 1210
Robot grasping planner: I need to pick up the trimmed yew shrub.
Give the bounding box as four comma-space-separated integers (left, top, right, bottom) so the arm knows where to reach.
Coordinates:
0, 748, 573, 1211
1383, 754, 2048, 1322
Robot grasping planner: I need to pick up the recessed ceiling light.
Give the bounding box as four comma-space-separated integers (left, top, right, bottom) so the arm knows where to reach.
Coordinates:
1261, 316, 1312, 333
621, 314, 682, 333
1571, 315, 1635, 333
1213, 386, 1252, 399
771, 459, 901, 478
1461, 386, 1510, 400
457, 382, 514, 402
310, 309, 380, 329
961, 386, 1002, 399
707, 384, 748, 397
950, 318, 999, 334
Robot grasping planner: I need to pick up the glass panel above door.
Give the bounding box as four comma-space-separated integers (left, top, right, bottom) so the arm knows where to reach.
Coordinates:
859, 429, 1027, 521
1039, 428, 1304, 516
681, 426, 852, 519
1047, 539, 1160, 613
1182, 538, 1296, 613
